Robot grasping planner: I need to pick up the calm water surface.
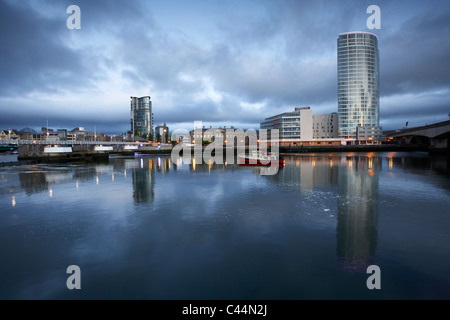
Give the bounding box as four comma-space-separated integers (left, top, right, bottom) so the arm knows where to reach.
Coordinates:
0, 152, 449, 299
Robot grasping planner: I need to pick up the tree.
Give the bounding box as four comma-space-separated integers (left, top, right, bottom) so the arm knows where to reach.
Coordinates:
156, 133, 161, 142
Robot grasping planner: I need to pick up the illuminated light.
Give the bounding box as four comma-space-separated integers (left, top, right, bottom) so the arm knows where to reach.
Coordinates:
347, 152, 355, 157
112, 173, 114, 181
168, 160, 171, 169
224, 161, 227, 166
208, 159, 212, 169
387, 152, 396, 158
11, 196, 16, 207
296, 160, 300, 167
96, 176, 99, 185
329, 160, 333, 168
368, 169, 374, 176
388, 157, 393, 169
158, 157, 161, 169
367, 152, 375, 158
192, 140, 195, 144
349, 159, 353, 168
368, 157, 373, 169
192, 158, 196, 171
49, 188, 53, 198
76, 181, 79, 190
124, 169, 127, 178
312, 160, 316, 167
149, 160, 153, 170
141, 158, 144, 168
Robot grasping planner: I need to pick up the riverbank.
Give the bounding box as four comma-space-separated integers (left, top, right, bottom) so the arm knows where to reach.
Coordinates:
279, 144, 448, 154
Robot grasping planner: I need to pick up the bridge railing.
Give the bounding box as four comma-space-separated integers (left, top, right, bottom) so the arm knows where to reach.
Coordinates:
0, 139, 153, 146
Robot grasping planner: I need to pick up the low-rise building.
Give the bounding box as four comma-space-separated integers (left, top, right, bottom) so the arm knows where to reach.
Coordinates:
260, 107, 313, 141
356, 125, 383, 143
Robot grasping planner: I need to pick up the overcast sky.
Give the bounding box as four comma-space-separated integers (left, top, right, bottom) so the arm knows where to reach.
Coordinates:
1, 0, 449, 135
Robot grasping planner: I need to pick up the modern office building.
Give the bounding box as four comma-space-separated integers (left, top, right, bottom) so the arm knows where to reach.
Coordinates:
130, 96, 153, 138
337, 31, 380, 140
260, 107, 313, 141
313, 113, 339, 139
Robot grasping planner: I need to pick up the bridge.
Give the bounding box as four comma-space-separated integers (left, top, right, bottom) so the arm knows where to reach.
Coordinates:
0, 139, 173, 160
384, 120, 450, 151
0, 139, 148, 146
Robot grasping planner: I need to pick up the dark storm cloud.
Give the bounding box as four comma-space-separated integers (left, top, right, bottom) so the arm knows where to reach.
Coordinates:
380, 6, 450, 96
0, 0, 90, 95
0, 0, 449, 133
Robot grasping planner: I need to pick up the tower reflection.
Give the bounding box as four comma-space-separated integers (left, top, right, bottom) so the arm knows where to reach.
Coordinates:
131, 158, 156, 204
337, 155, 381, 272
265, 153, 381, 272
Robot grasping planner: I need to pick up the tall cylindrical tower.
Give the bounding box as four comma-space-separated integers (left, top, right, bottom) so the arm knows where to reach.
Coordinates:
337, 32, 379, 139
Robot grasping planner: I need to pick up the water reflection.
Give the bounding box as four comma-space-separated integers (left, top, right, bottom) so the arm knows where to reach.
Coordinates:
268, 153, 381, 272
131, 159, 155, 204
337, 155, 381, 272
1, 152, 449, 299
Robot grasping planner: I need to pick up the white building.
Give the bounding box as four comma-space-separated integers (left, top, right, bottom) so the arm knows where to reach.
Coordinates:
337, 32, 380, 139
260, 107, 313, 141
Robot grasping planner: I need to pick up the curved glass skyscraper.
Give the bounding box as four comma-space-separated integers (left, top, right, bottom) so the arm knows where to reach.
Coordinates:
337, 32, 379, 140
130, 96, 153, 138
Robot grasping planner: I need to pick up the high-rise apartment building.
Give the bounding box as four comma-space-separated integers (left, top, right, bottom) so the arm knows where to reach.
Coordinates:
337, 32, 380, 139
130, 96, 153, 138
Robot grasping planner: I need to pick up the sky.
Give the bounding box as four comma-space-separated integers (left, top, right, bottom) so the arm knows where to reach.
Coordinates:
0, 0, 449, 135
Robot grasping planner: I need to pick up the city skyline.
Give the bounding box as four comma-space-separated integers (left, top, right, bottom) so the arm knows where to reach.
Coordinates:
1, 0, 450, 135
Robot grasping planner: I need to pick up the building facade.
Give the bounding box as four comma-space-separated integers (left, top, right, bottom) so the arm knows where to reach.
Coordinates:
155, 123, 169, 143
356, 125, 383, 142
313, 113, 339, 139
337, 32, 380, 140
260, 107, 313, 141
190, 126, 249, 145
130, 96, 153, 138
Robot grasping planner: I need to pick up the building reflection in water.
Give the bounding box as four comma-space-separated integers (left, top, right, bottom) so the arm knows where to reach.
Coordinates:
272, 155, 339, 191
266, 153, 381, 272
131, 158, 156, 204
337, 154, 381, 272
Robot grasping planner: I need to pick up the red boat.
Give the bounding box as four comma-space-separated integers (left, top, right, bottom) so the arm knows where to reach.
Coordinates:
238, 151, 285, 167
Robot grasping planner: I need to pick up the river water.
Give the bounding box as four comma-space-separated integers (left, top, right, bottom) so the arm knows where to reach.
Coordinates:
0, 152, 449, 299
